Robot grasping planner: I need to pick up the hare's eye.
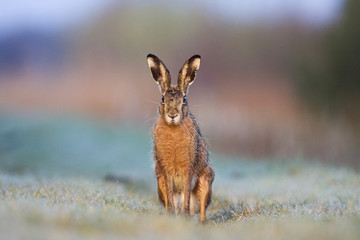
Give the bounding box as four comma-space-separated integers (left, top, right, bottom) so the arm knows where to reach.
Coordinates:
161, 95, 164, 102
183, 96, 187, 102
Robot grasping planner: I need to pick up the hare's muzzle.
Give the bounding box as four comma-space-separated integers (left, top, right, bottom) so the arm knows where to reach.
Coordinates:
165, 108, 181, 125
168, 110, 178, 119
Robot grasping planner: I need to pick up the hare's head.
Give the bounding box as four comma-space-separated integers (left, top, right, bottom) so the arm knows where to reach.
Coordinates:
147, 54, 201, 126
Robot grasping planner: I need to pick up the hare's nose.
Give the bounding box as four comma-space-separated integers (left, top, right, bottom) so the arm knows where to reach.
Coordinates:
168, 109, 179, 119
169, 113, 178, 119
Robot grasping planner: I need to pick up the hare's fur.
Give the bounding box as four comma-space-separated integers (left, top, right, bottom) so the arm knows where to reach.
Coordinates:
147, 54, 214, 222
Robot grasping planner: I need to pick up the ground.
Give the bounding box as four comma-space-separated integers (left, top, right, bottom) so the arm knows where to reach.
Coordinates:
0, 114, 359, 239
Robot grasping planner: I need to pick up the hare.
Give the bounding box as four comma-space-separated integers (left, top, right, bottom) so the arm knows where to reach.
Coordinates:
146, 54, 215, 222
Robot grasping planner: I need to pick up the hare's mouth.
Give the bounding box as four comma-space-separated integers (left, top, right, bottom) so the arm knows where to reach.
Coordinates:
165, 114, 181, 125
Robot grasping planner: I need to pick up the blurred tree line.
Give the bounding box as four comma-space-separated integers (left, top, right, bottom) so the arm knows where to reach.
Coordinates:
62, 0, 359, 165
73, 0, 359, 134
1, 0, 345, 166
70, 1, 316, 81
296, 0, 360, 135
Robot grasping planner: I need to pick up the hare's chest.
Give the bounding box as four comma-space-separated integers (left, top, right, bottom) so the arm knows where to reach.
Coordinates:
154, 121, 195, 174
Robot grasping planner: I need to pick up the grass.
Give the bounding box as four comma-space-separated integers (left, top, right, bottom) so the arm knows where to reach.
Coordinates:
0, 114, 359, 239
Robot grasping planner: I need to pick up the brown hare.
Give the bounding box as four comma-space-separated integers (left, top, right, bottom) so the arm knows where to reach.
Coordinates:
146, 54, 215, 222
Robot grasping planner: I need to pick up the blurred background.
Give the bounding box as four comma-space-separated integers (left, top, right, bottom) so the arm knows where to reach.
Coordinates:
0, 0, 359, 177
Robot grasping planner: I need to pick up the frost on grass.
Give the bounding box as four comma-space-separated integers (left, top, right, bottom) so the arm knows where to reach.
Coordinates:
0, 159, 360, 240
210, 158, 360, 222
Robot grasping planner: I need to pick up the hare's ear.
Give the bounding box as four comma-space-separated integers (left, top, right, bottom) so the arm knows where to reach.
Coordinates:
147, 54, 171, 94
177, 55, 201, 93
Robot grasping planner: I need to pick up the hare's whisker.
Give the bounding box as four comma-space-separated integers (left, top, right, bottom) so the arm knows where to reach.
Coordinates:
144, 98, 159, 105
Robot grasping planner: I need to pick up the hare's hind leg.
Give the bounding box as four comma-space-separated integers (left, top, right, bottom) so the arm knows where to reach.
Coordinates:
196, 166, 214, 222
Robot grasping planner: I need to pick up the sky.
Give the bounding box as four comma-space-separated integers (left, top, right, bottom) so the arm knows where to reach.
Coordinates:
0, 0, 345, 36
206, 0, 344, 24
0, 0, 115, 35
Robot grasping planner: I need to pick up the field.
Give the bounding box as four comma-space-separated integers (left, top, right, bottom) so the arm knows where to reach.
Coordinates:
0, 114, 359, 240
